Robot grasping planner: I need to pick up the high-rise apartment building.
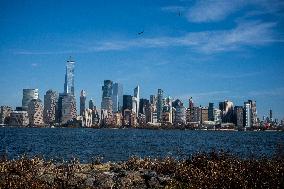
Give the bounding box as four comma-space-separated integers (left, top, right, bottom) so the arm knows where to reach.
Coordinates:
22, 89, 39, 110
80, 90, 86, 116
61, 94, 77, 124
244, 101, 252, 128
28, 99, 44, 126
157, 89, 164, 122
112, 83, 123, 112
43, 90, 58, 125
101, 80, 113, 111
234, 106, 244, 128
9, 111, 29, 126
244, 100, 257, 128
172, 99, 186, 124
64, 58, 75, 95
201, 107, 209, 124
0, 106, 12, 125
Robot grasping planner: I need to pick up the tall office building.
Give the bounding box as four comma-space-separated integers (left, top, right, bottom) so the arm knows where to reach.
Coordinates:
28, 99, 44, 126
157, 89, 164, 122
269, 109, 273, 121
234, 106, 244, 128
64, 58, 75, 95
101, 80, 113, 111
43, 90, 58, 124
208, 103, 214, 121
219, 100, 234, 123
22, 89, 39, 110
133, 86, 140, 117
189, 97, 194, 110
112, 83, 123, 112
80, 90, 86, 116
89, 99, 95, 110
123, 95, 133, 114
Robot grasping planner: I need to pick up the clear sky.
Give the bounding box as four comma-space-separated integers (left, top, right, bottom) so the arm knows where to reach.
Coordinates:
0, 0, 284, 120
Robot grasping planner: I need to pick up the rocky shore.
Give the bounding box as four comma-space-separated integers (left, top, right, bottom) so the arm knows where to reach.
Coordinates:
0, 151, 283, 188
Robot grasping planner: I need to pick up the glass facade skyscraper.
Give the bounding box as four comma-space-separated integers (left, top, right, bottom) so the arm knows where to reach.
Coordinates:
157, 89, 164, 122
101, 80, 113, 111
64, 58, 75, 96
22, 89, 39, 110
112, 83, 123, 112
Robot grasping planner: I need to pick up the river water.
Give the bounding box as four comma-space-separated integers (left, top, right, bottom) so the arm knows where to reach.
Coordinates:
0, 127, 283, 162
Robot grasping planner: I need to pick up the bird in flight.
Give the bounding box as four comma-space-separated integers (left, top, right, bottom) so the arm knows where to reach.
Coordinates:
138, 31, 144, 35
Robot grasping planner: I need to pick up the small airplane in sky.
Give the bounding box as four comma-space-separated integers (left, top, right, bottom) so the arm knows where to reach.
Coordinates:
138, 31, 144, 35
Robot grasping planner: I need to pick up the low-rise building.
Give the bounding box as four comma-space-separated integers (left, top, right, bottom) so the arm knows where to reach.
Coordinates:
9, 111, 29, 126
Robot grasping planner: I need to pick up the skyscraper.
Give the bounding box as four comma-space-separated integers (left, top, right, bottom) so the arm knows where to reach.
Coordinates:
89, 99, 94, 110
244, 101, 252, 128
80, 90, 86, 116
234, 106, 244, 129
157, 89, 164, 122
219, 100, 234, 123
208, 103, 214, 121
122, 95, 132, 115
61, 94, 77, 124
64, 57, 75, 95
269, 109, 273, 121
132, 86, 140, 117
101, 80, 113, 111
172, 99, 186, 124
22, 89, 39, 110
43, 89, 58, 125
112, 83, 123, 112
28, 99, 44, 126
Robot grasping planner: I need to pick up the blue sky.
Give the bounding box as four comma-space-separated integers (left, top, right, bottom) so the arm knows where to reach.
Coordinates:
0, 0, 284, 119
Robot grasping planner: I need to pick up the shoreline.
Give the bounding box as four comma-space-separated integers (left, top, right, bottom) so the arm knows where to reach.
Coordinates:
1, 125, 283, 132
1, 152, 283, 188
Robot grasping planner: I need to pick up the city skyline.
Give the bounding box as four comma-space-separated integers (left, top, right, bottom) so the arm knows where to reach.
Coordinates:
1, 0, 284, 119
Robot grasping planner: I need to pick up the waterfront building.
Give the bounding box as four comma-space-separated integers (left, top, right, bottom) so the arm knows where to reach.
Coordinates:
172, 99, 186, 124
80, 90, 86, 116
89, 99, 95, 110
22, 89, 39, 110
0, 106, 12, 124
234, 106, 244, 129
112, 83, 123, 112
162, 105, 173, 124
112, 112, 122, 127
9, 111, 29, 126
132, 86, 140, 117
244, 101, 252, 128
28, 99, 44, 126
269, 109, 273, 122
157, 89, 164, 122
192, 106, 201, 123
61, 94, 77, 124
91, 108, 100, 126
122, 95, 132, 115
43, 90, 58, 125
244, 100, 258, 128
123, 109, 132, 126
201, 107, 209, 124
101, 80, 113, 111
64, 57, 75, 95
101, 109, 113, 126
208, 103, 214, 121
82, 108, 92, 127
219, 100, 234, 123
214, 109, 222, 124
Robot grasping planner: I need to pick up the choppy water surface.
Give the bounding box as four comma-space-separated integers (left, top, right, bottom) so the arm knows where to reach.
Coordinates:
0, 127, 283, 162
